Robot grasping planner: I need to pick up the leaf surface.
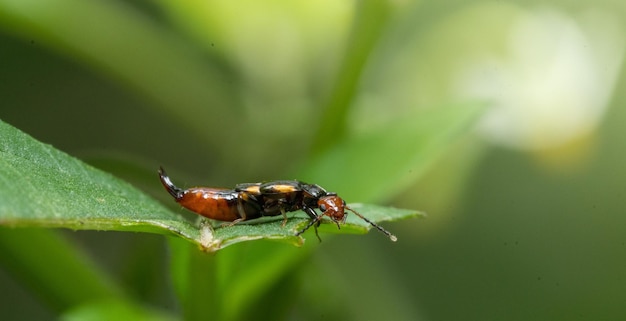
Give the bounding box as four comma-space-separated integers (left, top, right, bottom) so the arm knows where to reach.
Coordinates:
0, 119, 421, 251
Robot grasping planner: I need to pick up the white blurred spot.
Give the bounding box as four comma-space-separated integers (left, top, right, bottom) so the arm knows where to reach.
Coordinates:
457, 7, 624, 150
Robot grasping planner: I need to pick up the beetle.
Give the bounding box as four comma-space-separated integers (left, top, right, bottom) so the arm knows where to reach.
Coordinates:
158, 167, 396, 241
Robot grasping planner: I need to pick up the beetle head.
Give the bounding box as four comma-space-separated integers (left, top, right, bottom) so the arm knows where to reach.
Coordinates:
318, 194, 347, 228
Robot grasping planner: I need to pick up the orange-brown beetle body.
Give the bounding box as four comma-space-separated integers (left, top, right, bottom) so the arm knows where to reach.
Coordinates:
158, 167, 396, 241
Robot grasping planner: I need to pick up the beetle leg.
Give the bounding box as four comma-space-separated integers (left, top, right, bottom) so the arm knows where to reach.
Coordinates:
313, 223, 321, 242
221, 218, 243, 227
280, 208, 288, 227
296, 207, 323, 242
302, 206, 318, 220
270, 197, 291, 227
225, 191, 249, 227
222, 199, 244, 227
295, 215, 323, 242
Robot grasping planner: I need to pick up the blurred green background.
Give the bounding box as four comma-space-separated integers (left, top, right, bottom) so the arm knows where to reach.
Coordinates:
1, 0, 626, 320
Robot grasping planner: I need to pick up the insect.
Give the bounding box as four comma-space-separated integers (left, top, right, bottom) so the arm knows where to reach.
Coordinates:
158, 167, 397, 242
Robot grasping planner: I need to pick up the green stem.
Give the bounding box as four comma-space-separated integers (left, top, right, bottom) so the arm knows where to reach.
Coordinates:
169, 237, 220, 321
310, 0, 393, 154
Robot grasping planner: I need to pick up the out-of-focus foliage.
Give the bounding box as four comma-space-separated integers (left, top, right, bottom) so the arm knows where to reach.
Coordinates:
1, 0, 625, 320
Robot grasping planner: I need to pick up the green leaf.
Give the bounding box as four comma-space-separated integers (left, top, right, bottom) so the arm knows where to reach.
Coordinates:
59, 299, 177, 321
299, 103, 486, 203
0, 119, 200, 242
0, 119, 421, 252
0, 0, 240, 147
0, 229, 124, 311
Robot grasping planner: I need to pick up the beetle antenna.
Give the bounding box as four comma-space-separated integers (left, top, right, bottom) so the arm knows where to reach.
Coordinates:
345, 206, 397, 242
158, 167, 184, 199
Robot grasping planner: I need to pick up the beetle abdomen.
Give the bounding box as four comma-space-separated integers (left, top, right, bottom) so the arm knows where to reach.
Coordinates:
177, 188, 242, 221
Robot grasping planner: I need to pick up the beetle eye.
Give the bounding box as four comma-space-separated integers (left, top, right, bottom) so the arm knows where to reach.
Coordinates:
320, 204, 327, 212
